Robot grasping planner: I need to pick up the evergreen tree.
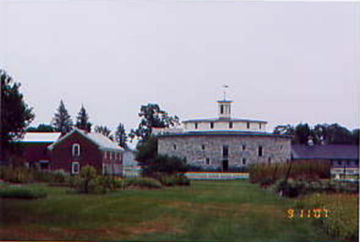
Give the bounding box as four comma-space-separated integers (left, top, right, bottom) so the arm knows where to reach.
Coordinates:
115, 123, 127, 148
94, 125, 113, 140
26, 124, 55, 132
1, 69, 34, 161
75, 105, 91, 132
52, 100, 73, 134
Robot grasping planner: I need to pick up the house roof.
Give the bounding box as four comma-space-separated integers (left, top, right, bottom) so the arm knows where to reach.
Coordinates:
16, 132, 61, 143
182, 118, 267, 124
48, 128, 124, 152
157, 130, 291, 138
292, 145, 359, 161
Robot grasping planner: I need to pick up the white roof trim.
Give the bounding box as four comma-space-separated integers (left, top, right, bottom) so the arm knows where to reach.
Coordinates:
48, 128, 124, 152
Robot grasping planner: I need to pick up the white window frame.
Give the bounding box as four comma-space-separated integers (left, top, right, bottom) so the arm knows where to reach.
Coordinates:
72, 143, 81, 157
72, 162, 80, 174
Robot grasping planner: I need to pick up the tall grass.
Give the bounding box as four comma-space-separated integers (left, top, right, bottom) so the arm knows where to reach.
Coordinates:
250, 160, 331, 185
297, 193, 359, 241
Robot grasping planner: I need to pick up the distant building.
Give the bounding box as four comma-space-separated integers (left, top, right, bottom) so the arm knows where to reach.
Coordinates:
48, 128, 124, 175
292, 144, 359, 180
17, 132, 61, 170
122, 149, 141, 177
156, 99, 291, 171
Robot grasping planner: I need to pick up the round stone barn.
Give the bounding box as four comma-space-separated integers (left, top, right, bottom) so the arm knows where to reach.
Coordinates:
155, 99, 291, 171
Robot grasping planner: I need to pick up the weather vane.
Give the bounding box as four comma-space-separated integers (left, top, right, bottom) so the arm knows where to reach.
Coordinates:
222, 84, 229, 100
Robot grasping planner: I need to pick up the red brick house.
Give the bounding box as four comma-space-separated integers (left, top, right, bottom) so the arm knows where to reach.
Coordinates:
17, 132, 62, 170
48, 128, 124, 175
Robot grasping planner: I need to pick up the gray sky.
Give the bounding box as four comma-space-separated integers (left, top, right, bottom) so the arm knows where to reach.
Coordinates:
1, 1, 359, 145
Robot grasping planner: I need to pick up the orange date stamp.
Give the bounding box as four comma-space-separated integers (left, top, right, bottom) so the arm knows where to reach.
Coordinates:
287, 208, 330, 219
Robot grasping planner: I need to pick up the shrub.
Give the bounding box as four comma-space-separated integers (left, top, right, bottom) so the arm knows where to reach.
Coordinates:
250, 160, 331, 185
0, 166, 34, 183
74, 166, 98, 193
96, 176, 120, 193
122, 177, 162, 189
142, 154, 188, 177
158, 174, 190, 186
0, 186, 47, 199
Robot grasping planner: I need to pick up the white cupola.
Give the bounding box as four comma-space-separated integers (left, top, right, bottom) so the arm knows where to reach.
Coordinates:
217, 100, 232, 119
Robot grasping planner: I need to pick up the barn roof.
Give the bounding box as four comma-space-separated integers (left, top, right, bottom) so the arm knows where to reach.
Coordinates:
291, 145, 359, 161
48, 128, 124, 152
182, 118, 267, 124
17, 132, 61, 143
157, 130, 290, 138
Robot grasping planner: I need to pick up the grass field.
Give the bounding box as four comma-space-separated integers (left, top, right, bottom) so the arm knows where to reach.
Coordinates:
0, 181, 345, 241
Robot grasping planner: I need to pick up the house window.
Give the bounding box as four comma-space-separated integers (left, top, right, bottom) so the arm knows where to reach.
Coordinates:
259, 123, 262, 129
72, 162, 80, 174
247, 122, 250, 129
258, 146, 263, 157
195, 122, 198, 129
72, 143, 80, 157
173, 144, 177, 150
206, 158, 210, 165
210, 122, 214, 129
229, 122, 233, 129
201, 144, 205, 150
220, 105, 224, 114
242, 158, 246, 165
242, 144, 246, 150
268, 157, 271, 164
223, 145, 229, 158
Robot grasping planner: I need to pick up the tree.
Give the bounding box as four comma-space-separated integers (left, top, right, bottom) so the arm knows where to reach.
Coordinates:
352, 129, 359, 145
294, 123, 311, 144
94, 125, 113, 140
129, 103, 179, 143
0, 69, 34, 161
75, 105, 91, 132
26, 124, 55, 132
273, 124, 295, 136
135, 136, 158, 164
115, 123, 127, 148
52, 100, 73, 134
325, 123, 353, 144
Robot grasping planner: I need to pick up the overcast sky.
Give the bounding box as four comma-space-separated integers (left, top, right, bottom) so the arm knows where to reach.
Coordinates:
1, 1, 359, 144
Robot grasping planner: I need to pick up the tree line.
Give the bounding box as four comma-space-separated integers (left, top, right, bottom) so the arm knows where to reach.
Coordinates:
1, 68, 359, 163
273, 123, 359, 145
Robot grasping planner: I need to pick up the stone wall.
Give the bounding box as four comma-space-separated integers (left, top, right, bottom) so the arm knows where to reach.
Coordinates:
158, 134, 291, 169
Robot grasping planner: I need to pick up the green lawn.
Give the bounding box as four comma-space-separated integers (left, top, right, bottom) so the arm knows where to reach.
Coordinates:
0, 181, 336, 241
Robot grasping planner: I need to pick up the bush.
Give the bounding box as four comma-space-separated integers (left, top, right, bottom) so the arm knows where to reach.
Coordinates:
0, 186, 47, 199
158, 174, 190, 186
142, 154, 188, 177
74, 166, 98, 193
122, 177, 162, 189
250, 160, 331, 185
0, 166, 34, 183
33, 170, 67, 183
95, 176, 121, 193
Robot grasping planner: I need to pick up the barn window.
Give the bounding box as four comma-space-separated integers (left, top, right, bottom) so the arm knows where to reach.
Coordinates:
242, 144, 246, 150
223, 145, 229, 158
206, 158, 210, 165
72, 162, 80, 174
173, 144, 177, 150
72, 143, 80, 157
202, 144, 205, 150
268, 157, 271, 164
210, 122, 214, 129
258, 146, 263, 157
242, 158, 246, 165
